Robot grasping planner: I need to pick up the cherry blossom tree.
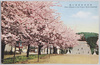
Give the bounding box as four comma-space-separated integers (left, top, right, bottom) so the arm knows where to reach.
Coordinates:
1, 1, 60, 61
1, 1, 80, 63
45, 21, 80, 54
1, 2, 35, 61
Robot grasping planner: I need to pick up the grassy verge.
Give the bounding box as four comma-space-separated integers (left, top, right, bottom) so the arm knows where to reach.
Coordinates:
3, 54, 47, 64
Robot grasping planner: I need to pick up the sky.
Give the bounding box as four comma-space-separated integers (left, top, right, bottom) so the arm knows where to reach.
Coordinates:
51, 1, 99, 33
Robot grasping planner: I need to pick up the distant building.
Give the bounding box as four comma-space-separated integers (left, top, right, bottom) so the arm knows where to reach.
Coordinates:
5, 44, 12, 52
71, 41, 91, 54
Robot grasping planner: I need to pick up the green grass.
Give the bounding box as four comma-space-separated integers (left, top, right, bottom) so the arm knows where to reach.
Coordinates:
3, 54, 47, 64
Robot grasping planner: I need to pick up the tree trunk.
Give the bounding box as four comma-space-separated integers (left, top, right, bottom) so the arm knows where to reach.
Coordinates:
38, 45, 41, 55
53, 46, 57, 54
1, 40, 6, 63
53, 46, 56, 54
38, 45, 39, 62
10, 46, 13, 54
26, 44, 30, 57
47, 46, 48, 54
13, 46, 16, 63
19, 48, 21, 54
50, 47, 51, 54
53, 46, 55, 54
37, 44, 43, 62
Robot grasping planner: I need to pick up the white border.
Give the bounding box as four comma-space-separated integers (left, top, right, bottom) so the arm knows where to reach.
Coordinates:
0, 0, 100, 65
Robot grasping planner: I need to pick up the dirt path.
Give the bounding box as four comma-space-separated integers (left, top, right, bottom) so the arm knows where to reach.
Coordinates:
16, 54, 99, 64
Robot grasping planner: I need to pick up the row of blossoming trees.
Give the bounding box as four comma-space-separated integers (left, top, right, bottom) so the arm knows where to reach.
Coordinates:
1, 1, 80, 63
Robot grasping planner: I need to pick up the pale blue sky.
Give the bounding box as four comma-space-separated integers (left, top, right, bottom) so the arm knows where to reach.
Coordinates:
51, 1, 99, 33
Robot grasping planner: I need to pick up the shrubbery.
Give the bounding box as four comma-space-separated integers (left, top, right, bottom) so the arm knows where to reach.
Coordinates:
86, 37, 98, 54
3, 54, 47, 64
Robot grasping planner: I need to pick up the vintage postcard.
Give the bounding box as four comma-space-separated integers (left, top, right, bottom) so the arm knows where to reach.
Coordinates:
1, 0, 99, 64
